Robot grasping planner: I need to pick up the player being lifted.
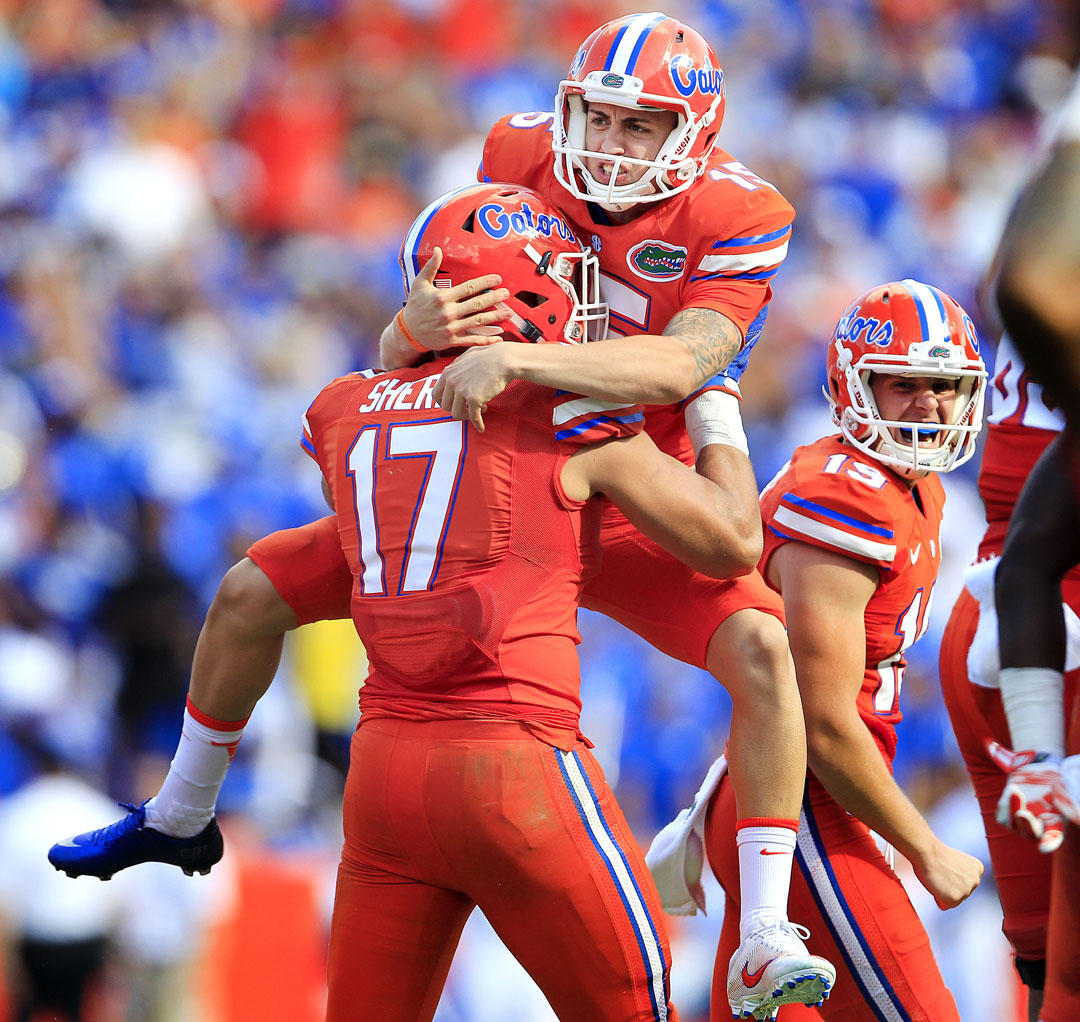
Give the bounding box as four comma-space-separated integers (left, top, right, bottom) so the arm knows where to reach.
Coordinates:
50, 14, 836, 1019
650, 281, 988, 1021
390, 16, 835, 1014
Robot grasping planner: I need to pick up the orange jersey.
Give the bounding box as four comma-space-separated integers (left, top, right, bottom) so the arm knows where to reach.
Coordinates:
479, 112, 795, 465
760, 436, 945, 763
301, 359, 643, 744
978, 332, 1066, 557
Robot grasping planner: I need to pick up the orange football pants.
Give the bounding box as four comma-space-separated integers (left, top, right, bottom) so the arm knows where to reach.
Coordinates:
325, 717, 677, 1022
1039, 681, 1080, 1022
248, 514, 785, 670
705, 774, 959, 1022
939, 586, 1080, 970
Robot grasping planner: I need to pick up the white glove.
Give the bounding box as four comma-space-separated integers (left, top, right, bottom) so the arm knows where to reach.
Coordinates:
1059, 754, 1080, 827
987, 741, 1070, 853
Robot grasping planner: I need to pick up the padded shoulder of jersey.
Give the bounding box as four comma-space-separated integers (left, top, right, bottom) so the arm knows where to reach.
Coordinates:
480, 113, 556, 189
766, 442, 910, 570
303, 369, 375, 433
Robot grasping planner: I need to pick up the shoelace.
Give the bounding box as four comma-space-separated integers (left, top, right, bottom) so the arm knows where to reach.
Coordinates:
83, 802, 142, 845
752, 920, 811, 953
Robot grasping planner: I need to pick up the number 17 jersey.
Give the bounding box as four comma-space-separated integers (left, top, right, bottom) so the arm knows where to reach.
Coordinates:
300, 357, 644, 748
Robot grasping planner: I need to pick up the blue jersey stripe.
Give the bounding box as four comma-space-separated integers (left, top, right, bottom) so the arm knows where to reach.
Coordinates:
712, 226, 791, 249
781, 492, 894, 538
689, 267, 779, 283
555, 411, 644, 441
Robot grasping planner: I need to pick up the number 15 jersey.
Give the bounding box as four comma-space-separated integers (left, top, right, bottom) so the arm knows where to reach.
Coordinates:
759, 436, 945, 764
480, 111, 795, 466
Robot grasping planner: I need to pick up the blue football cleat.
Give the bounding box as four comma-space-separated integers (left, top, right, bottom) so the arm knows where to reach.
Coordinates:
48, 801, 223, 880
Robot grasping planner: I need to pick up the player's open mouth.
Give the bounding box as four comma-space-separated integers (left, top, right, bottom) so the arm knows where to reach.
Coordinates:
897, 425, 941, 446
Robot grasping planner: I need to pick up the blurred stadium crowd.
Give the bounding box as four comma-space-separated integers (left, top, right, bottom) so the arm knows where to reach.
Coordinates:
0, 0, 1077, 1019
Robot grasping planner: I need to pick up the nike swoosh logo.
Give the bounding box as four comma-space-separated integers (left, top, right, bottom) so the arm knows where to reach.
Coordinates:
911, 544, 922, 563
741, 960, 770, 987
55, 837, 81, 848
760, 848, 792, 856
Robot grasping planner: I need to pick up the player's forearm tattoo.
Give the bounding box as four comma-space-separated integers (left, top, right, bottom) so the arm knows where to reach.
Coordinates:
664, 308, 744, 387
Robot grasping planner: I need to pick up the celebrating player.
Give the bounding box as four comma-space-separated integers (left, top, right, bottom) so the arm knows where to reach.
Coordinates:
52, 14, 838, 1019
54, 182, 765, 1021
379, 16, 835, 1015
651, 281, 988, 1021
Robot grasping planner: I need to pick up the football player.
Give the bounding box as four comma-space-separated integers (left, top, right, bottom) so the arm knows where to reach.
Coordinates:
937, 330, 1079, 1022
53, 15, 838, 1018
378, 16, 834, 1015
985, 433, 1080, 1022
54, 182, 776, 1021
650, 281, 988, 1021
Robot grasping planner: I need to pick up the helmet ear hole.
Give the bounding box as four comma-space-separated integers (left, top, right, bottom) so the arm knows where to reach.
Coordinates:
514, 290, 549, 309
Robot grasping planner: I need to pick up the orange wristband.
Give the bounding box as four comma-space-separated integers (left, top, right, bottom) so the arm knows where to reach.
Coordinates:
395, 310, 427, 353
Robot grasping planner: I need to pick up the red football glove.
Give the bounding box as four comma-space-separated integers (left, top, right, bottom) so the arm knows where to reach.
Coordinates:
986, 741, 1069, 853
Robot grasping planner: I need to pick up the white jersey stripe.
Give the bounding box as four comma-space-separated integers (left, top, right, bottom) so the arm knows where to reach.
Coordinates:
556, 749, 668, 1020
773, 505, 897, 563
696, 240, 789, 274
553, 395, 635, 426
797, 806, 909, 1022
605, 12, 666, 74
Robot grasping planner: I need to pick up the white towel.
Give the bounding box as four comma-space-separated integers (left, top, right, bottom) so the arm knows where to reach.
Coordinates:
964, 555, 1080, 689
645, 755, 726, 916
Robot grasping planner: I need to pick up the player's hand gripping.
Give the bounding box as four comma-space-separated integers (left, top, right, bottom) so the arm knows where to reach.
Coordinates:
910, 838, 983, 910
433, 342, 516, 432
401, 247, 510, 352
986, 740, 1075, 853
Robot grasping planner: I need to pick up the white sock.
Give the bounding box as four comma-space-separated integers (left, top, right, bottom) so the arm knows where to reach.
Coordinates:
736, 819, 798, 939
145, 700, 248, 837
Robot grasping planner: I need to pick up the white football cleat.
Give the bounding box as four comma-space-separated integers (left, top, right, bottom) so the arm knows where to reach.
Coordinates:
727, 920, 835, 1019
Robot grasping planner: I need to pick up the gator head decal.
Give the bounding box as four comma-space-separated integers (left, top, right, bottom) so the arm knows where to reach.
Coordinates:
627, 239, 687, 282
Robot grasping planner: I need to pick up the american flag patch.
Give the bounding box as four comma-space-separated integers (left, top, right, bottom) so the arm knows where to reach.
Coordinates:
434, 275, 453, 289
